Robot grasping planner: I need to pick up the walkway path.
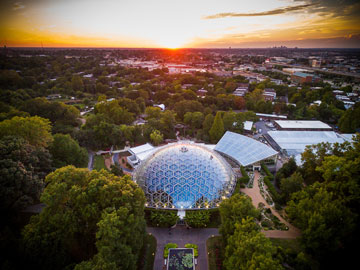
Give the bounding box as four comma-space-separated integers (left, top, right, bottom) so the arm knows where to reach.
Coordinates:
87, 151, 94, 171
242, 171, 301, 239
147, 226, 219, 270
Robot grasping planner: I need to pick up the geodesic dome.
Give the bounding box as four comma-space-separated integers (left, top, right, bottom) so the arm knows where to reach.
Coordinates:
133, 142, 236, 209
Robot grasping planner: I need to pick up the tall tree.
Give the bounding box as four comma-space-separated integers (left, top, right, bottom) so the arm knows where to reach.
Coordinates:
224, 217, 283, 270
49, 134, 88, 168
0, 136, 52, 213
209, 111, 224, 143
219, 194, 260, 244
23, 166, 146, 270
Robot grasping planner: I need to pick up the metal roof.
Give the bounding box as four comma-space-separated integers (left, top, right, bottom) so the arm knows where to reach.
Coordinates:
215, 131, 278, 167
274, 120, 331, 129
267, 131, 345, 152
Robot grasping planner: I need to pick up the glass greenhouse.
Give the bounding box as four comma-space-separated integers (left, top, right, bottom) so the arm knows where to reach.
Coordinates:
133, 142, 236, 209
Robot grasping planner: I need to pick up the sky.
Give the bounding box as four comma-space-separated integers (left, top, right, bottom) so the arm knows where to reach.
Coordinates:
1, 0, 360, 48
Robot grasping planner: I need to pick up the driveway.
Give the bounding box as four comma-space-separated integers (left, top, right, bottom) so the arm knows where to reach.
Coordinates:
147, 226, 219, 270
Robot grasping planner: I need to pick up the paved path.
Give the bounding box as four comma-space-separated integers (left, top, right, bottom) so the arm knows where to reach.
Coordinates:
87, 151, 94, 171
147, 226, 219, 270
242, 171, 301, 239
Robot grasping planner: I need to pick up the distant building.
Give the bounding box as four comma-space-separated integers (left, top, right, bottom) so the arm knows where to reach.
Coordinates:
256, 113, 287, 121
291, 72, 321, 84
263, 88, 276, 101
197, 88, 208, 97
46, 94, 62, 100
153, 104, 165, 111
243, 121, 254, 134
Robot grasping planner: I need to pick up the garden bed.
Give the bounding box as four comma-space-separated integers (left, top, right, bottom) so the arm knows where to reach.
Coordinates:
168, 248, 194, 270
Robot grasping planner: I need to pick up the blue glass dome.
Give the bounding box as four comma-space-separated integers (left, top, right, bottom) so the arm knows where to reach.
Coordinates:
133, 142, 235, 209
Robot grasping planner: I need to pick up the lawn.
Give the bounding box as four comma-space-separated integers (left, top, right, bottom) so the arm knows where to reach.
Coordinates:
206, 236, 224, 270
93, 155, 107, 171
137, 234, 157, 270
269, 238, 302, 253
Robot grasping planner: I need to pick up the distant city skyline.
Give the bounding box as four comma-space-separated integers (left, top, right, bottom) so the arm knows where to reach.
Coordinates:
1, 0, 360, 48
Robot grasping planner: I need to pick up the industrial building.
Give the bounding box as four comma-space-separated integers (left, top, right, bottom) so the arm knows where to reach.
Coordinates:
274, 120, 332, 131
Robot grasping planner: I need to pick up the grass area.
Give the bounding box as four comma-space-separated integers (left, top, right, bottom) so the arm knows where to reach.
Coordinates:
137, 234, 157, 270
93, 155, 107, 171
269, 238, 302, 253
207, 236, 224, 270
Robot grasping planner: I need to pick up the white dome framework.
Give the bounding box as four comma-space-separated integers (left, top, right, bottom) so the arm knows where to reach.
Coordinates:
133, 142, 236, 209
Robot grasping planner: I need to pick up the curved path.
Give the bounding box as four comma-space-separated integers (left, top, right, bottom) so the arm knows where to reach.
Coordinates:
147, 226, 219, 270
242, 171, 301, 238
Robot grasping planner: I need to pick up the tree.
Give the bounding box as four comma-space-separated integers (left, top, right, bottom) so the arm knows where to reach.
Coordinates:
0, 136, 52, 213
150, 129, 163, 146
280, 172, 303, 202
23, 166, 146, 270
72, 75, 84, 92
287, 183, 355, 261
49, 134, 88, 168
219, 194, 260, 244
209, 111, 224, 143
0, 116, 53, 147
224, 217, 283, 270
202, 114, 214, 139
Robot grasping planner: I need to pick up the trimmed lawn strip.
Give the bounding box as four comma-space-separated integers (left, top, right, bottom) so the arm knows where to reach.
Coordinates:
93, 155, 107, 171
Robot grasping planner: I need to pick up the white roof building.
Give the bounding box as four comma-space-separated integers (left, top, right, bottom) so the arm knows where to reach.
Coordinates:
274, 120, 332, 131
266, 131, 347, 164
244, 121, 253, 132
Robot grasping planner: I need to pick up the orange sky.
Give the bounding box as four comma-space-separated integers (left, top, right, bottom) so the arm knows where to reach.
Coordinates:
1, 0, 360, 48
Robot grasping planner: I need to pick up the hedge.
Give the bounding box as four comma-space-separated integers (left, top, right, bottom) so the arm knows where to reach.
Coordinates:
263, 176, 280, 203
164, 243, 178, 258
185, 210, 210, 228
185, 244, 198, 257
261, 162, 274, 181
239, 166, 250, 184
145, 209, 179, 227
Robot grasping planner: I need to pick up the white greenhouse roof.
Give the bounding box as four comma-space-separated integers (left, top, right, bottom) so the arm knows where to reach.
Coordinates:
339, 133, 356, 142
275, 120, 331, 130
244, 121, 253, 131
129, 143, 157, 161
267, 131, 345, 152
215, 131, 278, 167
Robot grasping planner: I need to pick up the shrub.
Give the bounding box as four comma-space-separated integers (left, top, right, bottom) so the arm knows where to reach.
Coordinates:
185, 244, 199, 257
261, 162, 274, 181
164, 243, 178, 258
261, 219, 273, 228
185, 210, 210, 228
263, 176, 280, 203
146, 209, 179, 227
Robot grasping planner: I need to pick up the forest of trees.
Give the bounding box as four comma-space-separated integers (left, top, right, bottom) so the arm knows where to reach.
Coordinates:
0, 49, 359, 269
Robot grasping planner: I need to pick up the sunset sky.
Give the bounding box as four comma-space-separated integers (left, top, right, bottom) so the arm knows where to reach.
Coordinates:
1, 0, 360, 48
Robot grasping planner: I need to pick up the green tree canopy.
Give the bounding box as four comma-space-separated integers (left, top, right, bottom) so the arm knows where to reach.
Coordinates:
0, 136, 52, 212
209, 111, 224, 143
0, 116, 53, 147
150, 129, 163, 146
224, 217, 283, 270
23, 166, 146, 270
219, 194, 260, 244
49, 133, 88, 168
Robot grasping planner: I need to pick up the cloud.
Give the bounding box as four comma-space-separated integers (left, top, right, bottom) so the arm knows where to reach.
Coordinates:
13, 2, 25, 11
204, 4, 313, 19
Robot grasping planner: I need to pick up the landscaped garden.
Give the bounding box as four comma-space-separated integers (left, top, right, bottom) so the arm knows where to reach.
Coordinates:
93, 155, 107, 171
167, 248, 194, 270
